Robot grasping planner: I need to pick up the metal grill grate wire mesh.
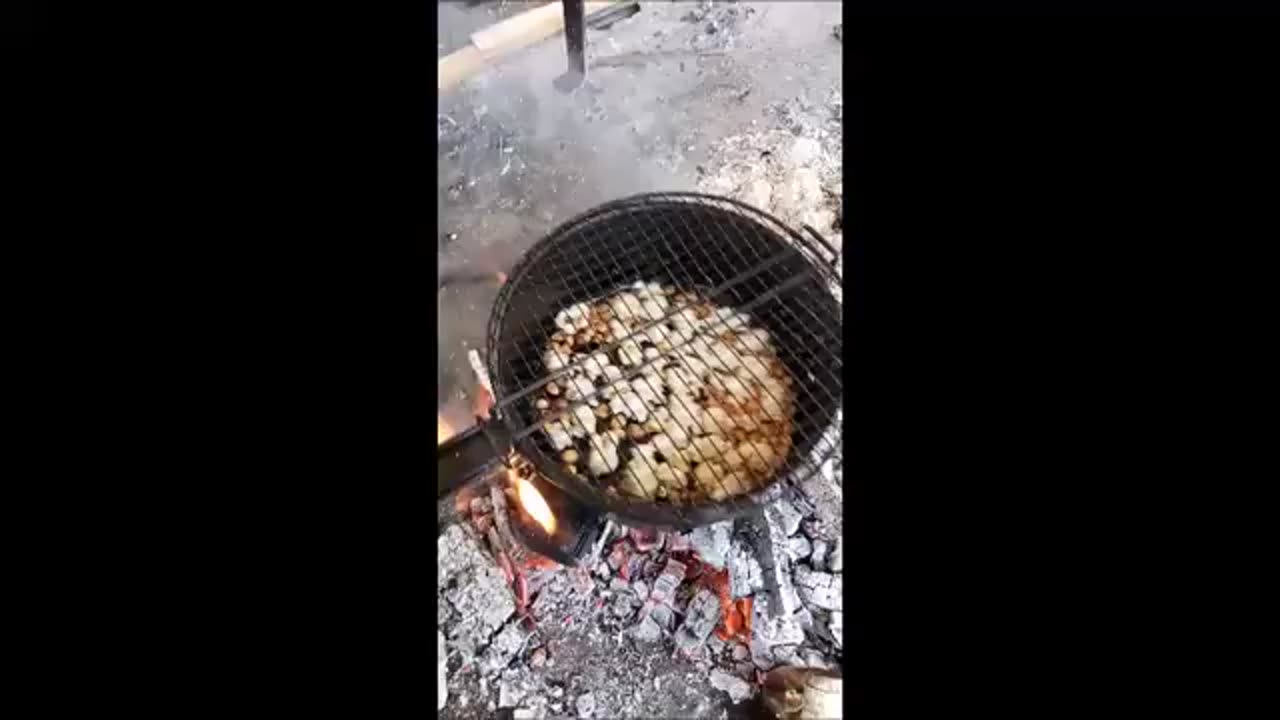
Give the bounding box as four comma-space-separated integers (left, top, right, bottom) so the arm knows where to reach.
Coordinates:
486, 193, 842, 525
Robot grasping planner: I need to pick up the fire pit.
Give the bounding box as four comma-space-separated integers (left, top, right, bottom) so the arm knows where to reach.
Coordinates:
439, 419, 843, 718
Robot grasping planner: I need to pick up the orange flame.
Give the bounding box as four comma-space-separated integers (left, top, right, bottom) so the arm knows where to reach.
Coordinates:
514, 476, 557, 536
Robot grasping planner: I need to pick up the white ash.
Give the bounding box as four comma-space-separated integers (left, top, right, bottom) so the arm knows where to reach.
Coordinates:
766, 497, 804, 537
673, 587, 723, 656
728, 534, 765, 599
787, 535, 813, 562
793, 566, 842, 612
439, 631, 448, 711
441, 488, 845, 718
685, 520, 734, 569
438, 525, 516, 661
809, 538, 829, 571
482, 621, 532, 674
709, 668, 756, 704
750, 505, 803, 619
698, 115, 842, 248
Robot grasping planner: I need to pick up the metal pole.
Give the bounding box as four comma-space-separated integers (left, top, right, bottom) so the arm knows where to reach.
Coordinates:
554, 0, 588, 92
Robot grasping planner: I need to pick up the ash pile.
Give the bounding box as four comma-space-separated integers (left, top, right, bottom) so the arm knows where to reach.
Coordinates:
438, 455, 843, 719
698, 89, 844, 256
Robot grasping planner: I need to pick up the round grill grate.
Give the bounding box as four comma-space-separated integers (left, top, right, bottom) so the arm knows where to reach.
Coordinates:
486, 192, 843, 528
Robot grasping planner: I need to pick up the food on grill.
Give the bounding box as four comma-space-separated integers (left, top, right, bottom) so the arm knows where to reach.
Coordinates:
537, 281, 795, 504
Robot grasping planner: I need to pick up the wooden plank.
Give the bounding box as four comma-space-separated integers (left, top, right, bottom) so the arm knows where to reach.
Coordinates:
470, 2, 618, 56
439, 44, 488, 92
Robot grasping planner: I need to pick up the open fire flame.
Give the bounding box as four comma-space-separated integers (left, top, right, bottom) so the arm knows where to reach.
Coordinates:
513, 473, 557, 536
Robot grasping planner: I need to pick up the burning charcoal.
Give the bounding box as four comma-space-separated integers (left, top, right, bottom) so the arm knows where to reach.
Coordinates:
732, 642, 750, 662
829, 538, 843, 572
628, 527, 663, 553
674, 587, 722, 656
728, 537, 764, 599
606, 540, 632, 572
809, 539, 829, 571
787, 535, 812, 562
751, 513, 802, 619
798, 461, 842, 540
575, 692, 596, 718
753, 598, 807, 648
609, 577, 630, 593
685, 520, 733, 569
766, 498, 804, 537
630, 614, 664, 643
707, 633, 727, 656
649, 603, 676, 631
830, 610, 843, 648
594, 560, 611, 578
631, 579, 648, 600
469, 496, 493, 516
439, 526, 516, 651
709, 668, 756, 704
649, 558, 687, 605
793, 566, 842, 612
623, 553, 647, 581
498, 674, 525, 708
482, 621, 530, 673
772, 644, 804, 669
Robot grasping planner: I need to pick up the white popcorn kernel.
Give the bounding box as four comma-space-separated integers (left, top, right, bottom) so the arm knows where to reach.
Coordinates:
668, 401, 704, 438
609, 391, 650, 422
743, 440, 778, 473
736, 356, 770, 383
704, 405, 739, 434
565, 374, 597, 401
737, 328, 771, 354
707, 339, 744, 371
544, 349, 567, 373
607, 319, 629, 341
643, 324, 669, 345
654, 463, 685, 486
571, 403, 597, 434
620, 453, 661, 497
631, 377, 664, 407
587, 433, 621, 475
581, 352, 612, 379
641, 299, 666, 321
760, 391, 787, 421
545, 421, 574, 450
618, 340, 644, 367
714, 306, 748, 330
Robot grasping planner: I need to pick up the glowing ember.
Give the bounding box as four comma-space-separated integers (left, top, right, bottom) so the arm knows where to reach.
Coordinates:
514, 476, 557, 536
